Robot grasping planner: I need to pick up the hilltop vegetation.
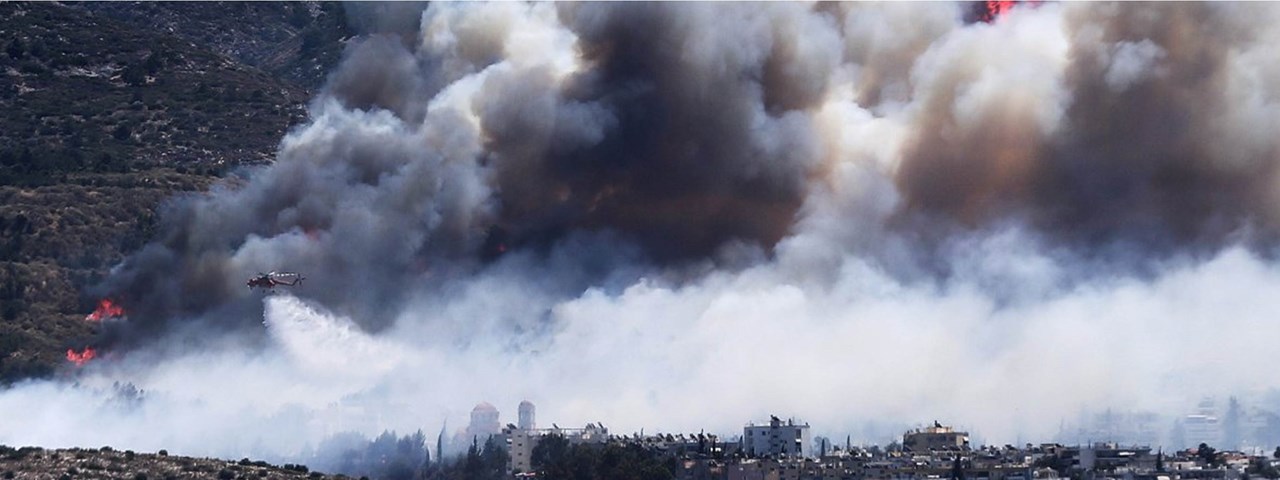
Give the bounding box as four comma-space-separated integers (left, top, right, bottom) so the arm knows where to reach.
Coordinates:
0, 2, 348, 384
0, 445, 345, 480
78, 2, 353, 90
0, 2, 319, 181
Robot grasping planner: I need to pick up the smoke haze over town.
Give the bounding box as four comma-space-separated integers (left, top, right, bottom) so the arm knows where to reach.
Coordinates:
5, 1, 1280, 461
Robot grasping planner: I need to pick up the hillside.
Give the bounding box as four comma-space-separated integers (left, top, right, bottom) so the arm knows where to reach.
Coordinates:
0, 2, 313, 177
0, 2, 345, 383
0, 445, 348, 480
75, 2, 353, 91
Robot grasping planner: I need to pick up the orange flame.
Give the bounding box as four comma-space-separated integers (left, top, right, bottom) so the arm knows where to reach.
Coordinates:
66, 347, 96, 366
981, 0, 1017, 23
86, 298, 125, 322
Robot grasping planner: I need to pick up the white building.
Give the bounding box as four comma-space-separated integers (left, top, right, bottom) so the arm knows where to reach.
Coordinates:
518, 400, 536, 431
1184, 398, 1222, 448
742, 416, 811, 458
465, 402, 502, 443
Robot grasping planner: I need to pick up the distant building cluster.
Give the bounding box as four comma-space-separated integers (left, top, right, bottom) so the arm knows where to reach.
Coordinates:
1061, 397, 1280, 454
433, 404, 1280, 480
700, 428, 1278, 480
440, 400, 611, 474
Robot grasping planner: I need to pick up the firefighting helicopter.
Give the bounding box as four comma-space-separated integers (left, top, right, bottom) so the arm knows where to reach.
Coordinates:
247, 271, 304, 291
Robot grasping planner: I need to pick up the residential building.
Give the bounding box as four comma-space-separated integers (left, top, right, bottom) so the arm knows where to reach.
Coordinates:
502, 422, 610, 474
743, 416, 811, 458
903, 422, 970, 452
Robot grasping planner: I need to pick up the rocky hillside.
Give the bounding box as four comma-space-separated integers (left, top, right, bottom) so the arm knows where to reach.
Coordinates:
0, 445, 349, 480
0, 2, 348, 384
76, 2, 353, 91
0, 2, 313, 177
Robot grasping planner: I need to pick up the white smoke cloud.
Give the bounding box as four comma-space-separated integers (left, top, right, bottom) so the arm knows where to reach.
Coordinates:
6, 239, 1280, 457
1104, 40, 1166, 92
6, 0, 1280, 463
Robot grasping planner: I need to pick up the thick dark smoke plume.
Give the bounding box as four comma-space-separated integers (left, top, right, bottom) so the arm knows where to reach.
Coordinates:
98, 1, 1280, 343
896, 3, 1280, 260
92, 0, 1280, 353
487, 3, 823, 260
96, 2, 841, 344
10, 1, 1277, 456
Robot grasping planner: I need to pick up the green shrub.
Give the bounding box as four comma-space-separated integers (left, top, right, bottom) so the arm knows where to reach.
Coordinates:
18, 61, 46, 75
112, 124, 131, 141
282, 464, 308, 474
18, 447, 43, 459
6, 38, 24, 60
121, 63, 146, 86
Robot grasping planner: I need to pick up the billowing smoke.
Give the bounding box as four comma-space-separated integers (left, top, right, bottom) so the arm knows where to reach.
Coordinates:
6, 1, 1280, 459
96, 1, 848, 343
896, 2, 1280, 262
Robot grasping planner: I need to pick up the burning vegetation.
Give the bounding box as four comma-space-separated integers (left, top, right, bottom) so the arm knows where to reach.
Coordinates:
65, 347, 96, 367
85, 299, 125, 322
69, 299, 124, 367
975, 0, 1041, 23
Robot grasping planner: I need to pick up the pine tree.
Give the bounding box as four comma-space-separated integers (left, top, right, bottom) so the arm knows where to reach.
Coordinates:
464, 437, 484, 479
